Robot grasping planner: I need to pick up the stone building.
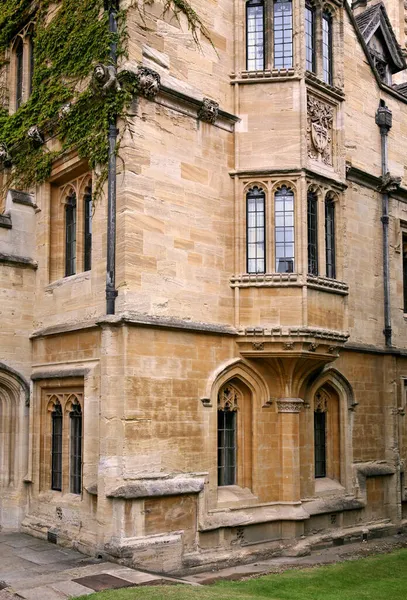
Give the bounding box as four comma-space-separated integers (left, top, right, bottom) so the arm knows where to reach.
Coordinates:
1, 0, 407, 574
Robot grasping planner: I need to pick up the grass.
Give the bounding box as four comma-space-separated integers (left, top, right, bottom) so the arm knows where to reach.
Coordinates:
81, 548, 407, 600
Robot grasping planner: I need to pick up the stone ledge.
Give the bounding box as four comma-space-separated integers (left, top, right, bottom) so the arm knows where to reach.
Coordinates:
31, 368, 90, 381
0, 252, 37, 269
0, 214, 12, 229
200, 502, 309, 531
107, 474, 206, 499
8, 189, 36, 208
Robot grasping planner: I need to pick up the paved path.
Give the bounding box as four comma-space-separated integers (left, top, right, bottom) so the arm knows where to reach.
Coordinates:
0, 533, 189, 599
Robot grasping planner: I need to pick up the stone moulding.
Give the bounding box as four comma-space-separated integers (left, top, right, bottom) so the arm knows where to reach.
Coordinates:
31, 368, 90, 380
276, 398, 304, 413
230, 272, 349, 295
200, 502, 309, 532
0, 361, 30, 406
106, 474, 206, 499
0, 252, 38, 269
306, 274, 349, 295
239, 326, 349, 343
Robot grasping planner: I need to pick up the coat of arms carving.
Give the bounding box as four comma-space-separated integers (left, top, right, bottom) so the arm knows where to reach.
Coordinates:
307, 95, 334, 165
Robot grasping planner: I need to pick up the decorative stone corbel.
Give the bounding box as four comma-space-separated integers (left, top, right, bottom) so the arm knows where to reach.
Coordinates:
27, 126, 44, 147
200, 397, 212, 407
134, 66, 161, 100
198, 98, 219, 124
93, 63, 122, 95
276, 398, 304, 413
377, 172, 402, 193
58, 102, 72, 119
0, 143, 12, 168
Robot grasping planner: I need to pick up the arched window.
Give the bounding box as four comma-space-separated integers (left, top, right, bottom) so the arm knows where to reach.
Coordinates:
29, 36, 34, 95
218, 385, 238, 486
15, 37, 24, 110
325, 195, 336, 278
84, 185, 92, 272
65, 191, 77, 277
313, 387, 340, 481
273, 0, 293, 69
51, 401, 63, 491
322, 11, 333, 84
307, 190, 318, 275
70, 401, 82, 494
275, 186, 294, 273
314, 392, 327, 478
305, 2, 316, 72
246, 0, 265, 71
247, 186, 265, 274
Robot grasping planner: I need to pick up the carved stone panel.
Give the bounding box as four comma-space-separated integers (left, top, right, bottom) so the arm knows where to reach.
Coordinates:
307, 95, 334, 166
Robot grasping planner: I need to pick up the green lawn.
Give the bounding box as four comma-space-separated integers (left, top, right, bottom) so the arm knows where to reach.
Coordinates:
82, 549, 407, 600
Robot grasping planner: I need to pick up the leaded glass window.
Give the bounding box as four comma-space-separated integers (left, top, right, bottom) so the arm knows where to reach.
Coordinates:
218, 386, 238, 487
307, 191, 318, 275
274, 0, 293, 69
325, 196, 336, 279
305, 3, 315, 72
70, 401, 82, 494
322, 12, 333, 85
15, 38, 23, 109
84, 186, 92, 272
275, 186, 294, 273
314, 410, 326, 478
246, 0, 265, 71
51, 402, 63, 491
65, 192, 77, 277
247, 187, 265, 273
403, 234, 407, 314
29, 36, 34, 95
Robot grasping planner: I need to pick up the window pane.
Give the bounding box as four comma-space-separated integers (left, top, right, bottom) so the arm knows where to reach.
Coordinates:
322, 13, 333, 84
325, 198, 336, 278
275, 186, 295, 272
70, 402, 82, 494
51, 402, 63, 491
307, 191, 318, 275
218, 408, 237, 486
246, 0, 265, 71
247, 187, 266, 273
273, 0, 292, 69
65, 192, 77, 277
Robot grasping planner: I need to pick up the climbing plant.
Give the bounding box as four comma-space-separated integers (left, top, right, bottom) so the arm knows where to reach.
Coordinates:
0, 0, 211, 195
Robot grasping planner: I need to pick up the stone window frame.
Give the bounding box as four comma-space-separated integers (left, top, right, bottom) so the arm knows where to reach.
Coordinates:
50, 173, 92, 282
41, 387, 84, 495
306, 2, 339, 87
9, 22, 35, 114
243, 0, 295, 72
242, 179, 298, 277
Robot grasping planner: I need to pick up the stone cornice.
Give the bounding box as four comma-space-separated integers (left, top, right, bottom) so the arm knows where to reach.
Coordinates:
276, 398, 304, 413
0, 252, 37, 269
346, 164, 407, 203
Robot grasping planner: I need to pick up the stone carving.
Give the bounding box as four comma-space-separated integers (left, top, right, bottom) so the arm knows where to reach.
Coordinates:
276, 398, 304, 413
377, 171, 402, 193
308, 342, 318, 352
200, 397, 212, 407
27, 126, 44, 147
93, 63, 121, 95
58, 102, 72, 119
198, 98, 219, 124
327, 346, 338, 355
252, 342, 264, 350
134, 66, 161, 100
315, 390, 329, 412
218, 385, 240, 411
0, 143, 12, 168
307, 95, 334, 165
283, 342, 294, 350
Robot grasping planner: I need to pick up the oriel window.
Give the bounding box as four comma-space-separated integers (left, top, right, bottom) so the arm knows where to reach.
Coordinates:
307, 191, 318, 275
247, 187, 266, 274
65, 192, 77, 277
51, 402, 63, 491
70, 401, 83, 494
305, 3, 316, 72
274, 0, 293, 69
325, 196, 336, 278
246, 0, 265, 71
15, 37, 24, 110
84, 186, 92, 272
322, 12, 333, 85
275, 186, 295, 273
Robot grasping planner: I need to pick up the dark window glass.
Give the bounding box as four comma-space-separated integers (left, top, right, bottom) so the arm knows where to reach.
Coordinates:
314, 410, 326, 478
322, 12, 333, 85
307, 191, 318, 275
246, 0, 265, 71
403, 234, 407, 313
274, 0, 293, 69
305, 3, 315, 72
247, 187, 265, 273
84, 186, 92, 272
218, 408, 237, 486
51, 402, 63, 491
15, 38, 23, 109
275, 186, 294, 273
325, 196, 336, 278
65, 192, 77, 277
70, 402, 82, 494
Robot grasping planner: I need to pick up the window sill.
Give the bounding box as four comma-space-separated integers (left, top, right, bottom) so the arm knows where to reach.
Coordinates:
230, 272, 349, 295
217, 485, 258, 508
307, 274, 349, 295
230, 69, 299, 84
305, 71, 345, 100
314, 477, 345, 496
46, 270, 91, 291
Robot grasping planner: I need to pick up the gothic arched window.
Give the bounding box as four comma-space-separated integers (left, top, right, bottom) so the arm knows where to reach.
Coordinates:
84, 185, 92, 272
305, 2, 316, 72
307, 190, 318, 275
218, 386, 239, 486
70, 401, 83, 494
325, 195, 336, 278
314, 391, 327, 478
274, 0, 293, 69
51, 401, 63, 491
275, 186, 294, 273
247, 186, 266, 274
65, 191, 77, 277
246, 0, 265, 71
322, 11, 333, 84
15, 37, 24, 110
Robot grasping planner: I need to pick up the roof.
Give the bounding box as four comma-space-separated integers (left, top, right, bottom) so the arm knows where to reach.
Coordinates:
354, 2, 405, 72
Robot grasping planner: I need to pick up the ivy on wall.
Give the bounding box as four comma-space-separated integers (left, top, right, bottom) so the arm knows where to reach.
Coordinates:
0, 0, 211, 194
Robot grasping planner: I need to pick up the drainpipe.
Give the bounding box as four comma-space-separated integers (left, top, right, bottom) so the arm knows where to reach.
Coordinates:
105, 0, 119, 315
375, 101, 392, 347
